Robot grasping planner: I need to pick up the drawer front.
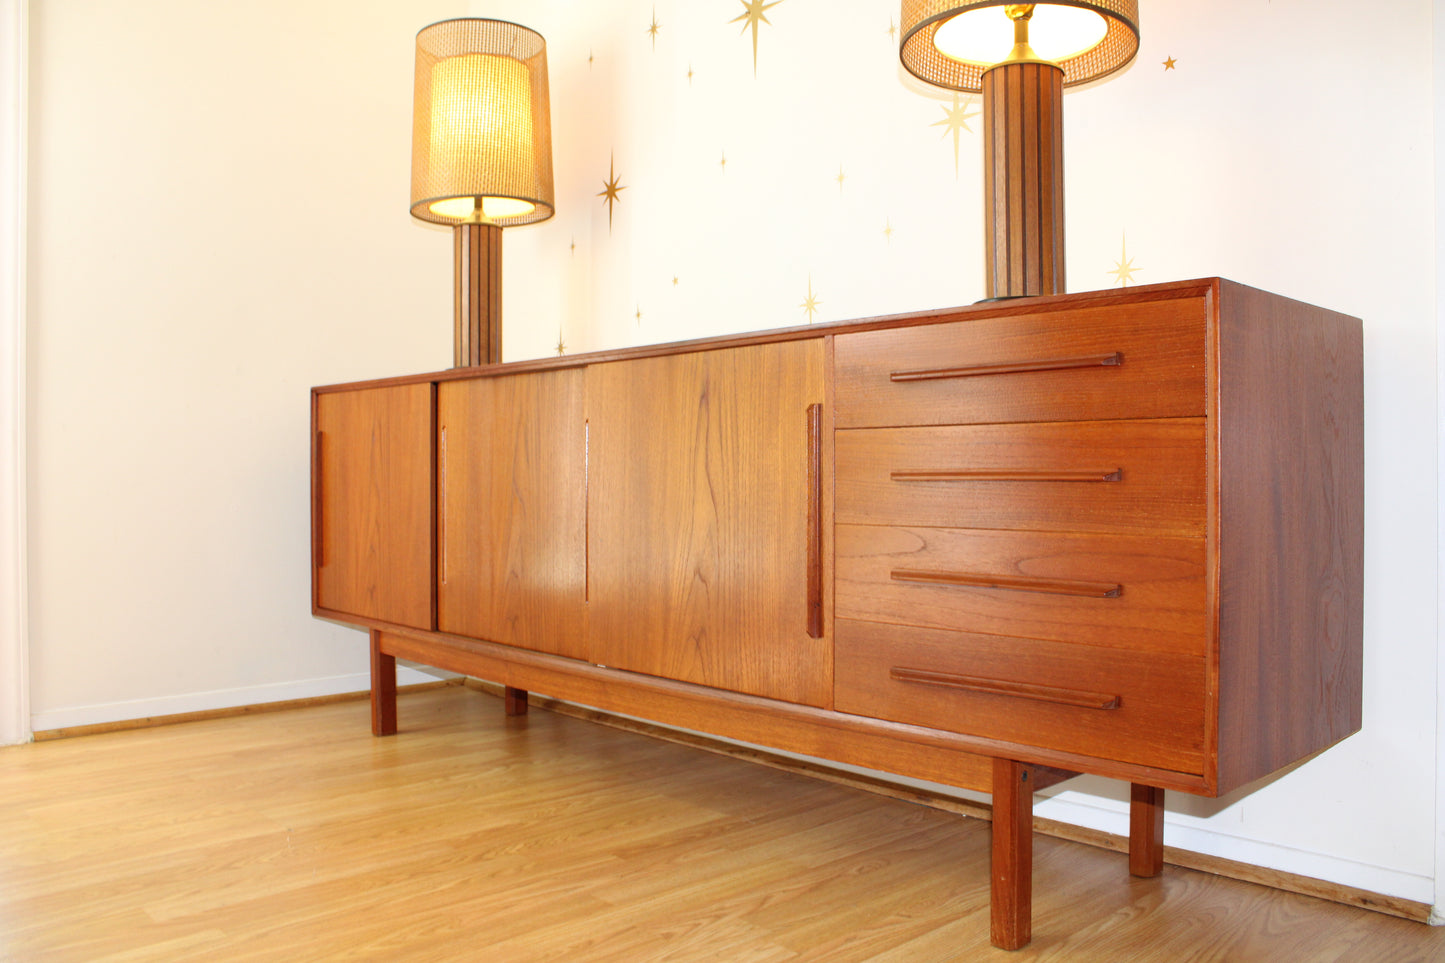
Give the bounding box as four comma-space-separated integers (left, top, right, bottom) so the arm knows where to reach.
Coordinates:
836, 419, 1205, 537
834, 296, 1206, 428
836, 526, 1208, 656
834, 619, 1207, 774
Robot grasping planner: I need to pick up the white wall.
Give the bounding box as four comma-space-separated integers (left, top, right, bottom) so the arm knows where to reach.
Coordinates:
1, 0, 28, 747
25, 0, 470, 729
23, 0, 1442, 915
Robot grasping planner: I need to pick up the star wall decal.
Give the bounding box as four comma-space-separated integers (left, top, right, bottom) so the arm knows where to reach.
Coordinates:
556, 329, 567, 355
599, 153, 626, 234
588, 50, 595, 69
672, 275, 680, 286
732, 0, 784, 77
648, 8, 661, 50
720, 150, 728, 172
800, 277, 821, 323
1163, 56, 1178, 70
933, 94, 980, 178
889, 18, 897, 41
836, 165, 846, 192
570, 236, 576, 255
688, 64, 695, 84
883, 219, 895, 243
635, 304, 644, 324
1109, 233, 1141, 287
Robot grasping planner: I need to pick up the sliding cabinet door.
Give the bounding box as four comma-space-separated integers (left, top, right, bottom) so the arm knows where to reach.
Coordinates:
586, 340, 829, 706
437, 369, 587, 659
313, 383, 434, 630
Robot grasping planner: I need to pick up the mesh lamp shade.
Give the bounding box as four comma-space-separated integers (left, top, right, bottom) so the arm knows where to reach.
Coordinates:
410, 19, 555, 227
901, 1, 1139, 92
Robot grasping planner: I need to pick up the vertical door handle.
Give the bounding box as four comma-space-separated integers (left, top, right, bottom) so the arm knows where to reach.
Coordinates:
806, 403, 823, 639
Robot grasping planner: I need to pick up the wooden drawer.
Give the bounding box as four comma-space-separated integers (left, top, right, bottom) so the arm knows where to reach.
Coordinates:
836, 525, 1208, 656
834, 296, 1206, 428
834, 619, 1207, 774
836, 419, 1205, 537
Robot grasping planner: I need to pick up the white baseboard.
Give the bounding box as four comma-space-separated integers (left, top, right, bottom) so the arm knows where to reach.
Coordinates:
1035, 795, 1435, 906
28, 665, 447, 733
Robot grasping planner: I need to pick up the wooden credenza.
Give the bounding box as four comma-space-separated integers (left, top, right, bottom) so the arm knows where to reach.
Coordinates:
312, 278, 1363, 949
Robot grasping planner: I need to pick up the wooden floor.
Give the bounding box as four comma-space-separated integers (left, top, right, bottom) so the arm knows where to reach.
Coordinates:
2, 685, 1442, 962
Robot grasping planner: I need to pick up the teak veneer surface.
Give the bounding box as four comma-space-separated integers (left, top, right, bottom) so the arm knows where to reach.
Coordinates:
3, 687, 1437, 963
437, 368, 587, 660
313, 383, 434, 630
584, 341, 830, 707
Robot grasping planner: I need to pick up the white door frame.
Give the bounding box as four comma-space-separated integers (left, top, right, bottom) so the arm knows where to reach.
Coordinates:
0, 0, 29, 746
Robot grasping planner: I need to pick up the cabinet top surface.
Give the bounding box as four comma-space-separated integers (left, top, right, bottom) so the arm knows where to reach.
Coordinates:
313, 277, 1354, 395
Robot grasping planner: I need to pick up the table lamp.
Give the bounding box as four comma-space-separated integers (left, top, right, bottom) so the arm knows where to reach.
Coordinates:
410, 18, 555, 367
900, 2, 1139, 299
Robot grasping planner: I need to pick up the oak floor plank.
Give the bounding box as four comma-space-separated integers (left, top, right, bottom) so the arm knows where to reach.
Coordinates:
2, 685, 1443, 961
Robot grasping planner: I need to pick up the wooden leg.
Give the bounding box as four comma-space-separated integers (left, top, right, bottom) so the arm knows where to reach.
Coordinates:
1129, 783, 1166, 877
991, 758, 1034, 950
504, 686, 529, 717
369, 629, 397, 737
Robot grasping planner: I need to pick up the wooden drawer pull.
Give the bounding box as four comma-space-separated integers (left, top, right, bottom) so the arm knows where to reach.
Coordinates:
890, 666, 1121, 710
889, 351, 1123, 383
891, 469, 1122, 483
890, 569, 1123, 598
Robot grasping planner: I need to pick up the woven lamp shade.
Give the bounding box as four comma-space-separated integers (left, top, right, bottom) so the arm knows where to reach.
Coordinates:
410, 18, 555, 227
901, 0, 1139, 92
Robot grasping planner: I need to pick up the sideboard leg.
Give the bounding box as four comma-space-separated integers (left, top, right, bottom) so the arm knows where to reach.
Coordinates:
1129, 783, 1165, 877
991, 758, 1034, 950
504, 686, 529, 717
370, 629, 397, 736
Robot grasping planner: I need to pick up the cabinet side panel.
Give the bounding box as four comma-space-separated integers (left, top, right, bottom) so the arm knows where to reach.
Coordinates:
315, 383, 435, 630
436, 370, 587, 660
586, 340, 830, 707
1215, 281, 1364, 794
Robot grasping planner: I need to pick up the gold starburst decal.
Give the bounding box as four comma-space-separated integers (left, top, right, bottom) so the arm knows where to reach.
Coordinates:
688, 64, 695, 84
889, 18, 897, 41
556, 329, 567, 355
1163, 56, 1177, 70
720, 150, 728, 172
933, 94, 980, 178
835, 165, 846, 192
732, 0, 784, 76
883, 219, 895, 243
635, 304, 644, 324
1109, 233, 1140, 287
800, 277, 821, 324
648, 8, 661, 50
599, 153, 626, 234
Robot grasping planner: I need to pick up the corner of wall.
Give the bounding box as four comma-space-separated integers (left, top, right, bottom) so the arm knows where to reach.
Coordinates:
0, 0, 30, 748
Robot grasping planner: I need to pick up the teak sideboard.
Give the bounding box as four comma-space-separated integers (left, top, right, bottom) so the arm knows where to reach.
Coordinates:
311, 278, 1363, 950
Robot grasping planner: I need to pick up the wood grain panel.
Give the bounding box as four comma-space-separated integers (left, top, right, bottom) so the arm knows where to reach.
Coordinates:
834, 619, 1207, 774
837, 525, 1208, 655
585, 341, 830, 706
833, 296, 1206, 428
436, 370, 587, 660
1213, 279, 1364, 794
313, 383, 434, 629
836, 419, 1205, 536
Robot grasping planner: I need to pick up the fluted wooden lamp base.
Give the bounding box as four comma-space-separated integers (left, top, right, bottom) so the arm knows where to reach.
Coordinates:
982, 59, 1065, 299
454, 223, 502, 367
